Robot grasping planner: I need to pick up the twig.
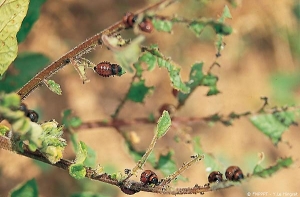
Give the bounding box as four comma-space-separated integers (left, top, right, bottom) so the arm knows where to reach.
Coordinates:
0, 135, 237, 195
111, 74, 138, 119
17, 0, 179, 100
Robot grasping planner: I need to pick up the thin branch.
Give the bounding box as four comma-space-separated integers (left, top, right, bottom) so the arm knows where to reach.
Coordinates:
0, 135, 239, 195
111, 74, 138, 119
17, 0, 179, 100
76, 111, 251, 130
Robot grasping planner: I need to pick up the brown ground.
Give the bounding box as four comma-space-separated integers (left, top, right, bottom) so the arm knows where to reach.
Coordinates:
1, 0, 299, 197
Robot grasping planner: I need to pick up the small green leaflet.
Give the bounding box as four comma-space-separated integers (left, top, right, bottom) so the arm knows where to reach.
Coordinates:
152, 18, 173, 33
75, 141, 88, 164
127, 80, 154, 103
44, 79, 62, 95
0, 0, 29, 75
10, 178, 38, 197
252, 157, 293, 178
250, 110, 299, 145
69, 163, 87, 180
219, 5, 232, 23
155, 110, 171, 139
0, 125, 10, 135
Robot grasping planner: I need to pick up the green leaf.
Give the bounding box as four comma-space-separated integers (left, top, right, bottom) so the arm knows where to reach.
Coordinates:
0, 125, 10, 135
83, 145, 97, 168
202, 73, 220, 96
157, 58, 190, 93
75, 141, 88, 164
252, 157, 293, 178
10, 178, 38, 197
189, 21, 206, 37
152, 18, 173, 33
44, 79, 62, 95
0, 53, 50, 92
208, 21, 232, 36
219, 5, 232, 22
114, 36, 144, 73
155, 111, 171, 139
17, 0, 47, 43
250, 110, 299, 145
127, 80, 154, 103
178, 62, 204, 103
69, 163, 86, 180
139, 52, 157, 71
0, 0, 29, 75
142, 46, 190, 93
190, 20, 232, 36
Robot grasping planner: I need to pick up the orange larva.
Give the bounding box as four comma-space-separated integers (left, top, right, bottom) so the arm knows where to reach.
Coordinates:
138, 19, 153, 33
208, 171, 223, 183
225, 166, 244, 181
140, 170, 159, 185
123, 12, 137, 28
94, 61, 122, 77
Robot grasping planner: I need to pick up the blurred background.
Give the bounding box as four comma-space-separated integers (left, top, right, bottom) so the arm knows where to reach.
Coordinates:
0, 0, 299, 196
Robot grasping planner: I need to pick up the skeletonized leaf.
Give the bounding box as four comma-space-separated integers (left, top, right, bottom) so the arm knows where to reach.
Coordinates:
152, 18, 173, 33
252, 157, 293, 178
250, 110, 299, 145
127, 80, 154, 103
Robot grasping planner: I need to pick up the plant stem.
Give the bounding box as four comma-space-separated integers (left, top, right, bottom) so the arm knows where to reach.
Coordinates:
17, 0, 179, 100
0, 134, 238, 194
